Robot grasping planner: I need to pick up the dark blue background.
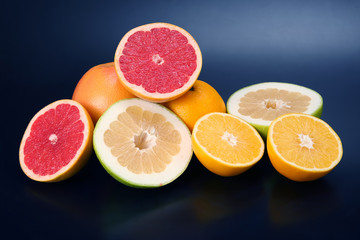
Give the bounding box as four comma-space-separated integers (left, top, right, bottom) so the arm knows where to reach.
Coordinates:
2, 0, 360, 239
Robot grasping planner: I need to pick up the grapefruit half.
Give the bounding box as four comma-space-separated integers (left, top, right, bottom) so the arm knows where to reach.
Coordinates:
19, 100, 94, 182
114, 22, 202, 103
227, 82, 323, 139
93, 98, 193, 188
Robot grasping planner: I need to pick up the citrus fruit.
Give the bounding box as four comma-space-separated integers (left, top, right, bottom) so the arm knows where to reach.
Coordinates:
72, 62, 135, 123
93, 98, 193, 188
192, 112, 265, 177
114, 22, 202, 103
267, 113, 343, 182
163, 80, 226, 132
227, 82, 323, 139
19, 99, 94, 182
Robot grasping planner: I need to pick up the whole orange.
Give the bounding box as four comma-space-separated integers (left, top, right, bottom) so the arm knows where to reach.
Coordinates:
72, 62, 135, 123
164, 80, 226, 132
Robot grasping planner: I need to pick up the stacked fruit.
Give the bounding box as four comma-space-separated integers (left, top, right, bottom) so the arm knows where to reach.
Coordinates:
19, 23, 343, 187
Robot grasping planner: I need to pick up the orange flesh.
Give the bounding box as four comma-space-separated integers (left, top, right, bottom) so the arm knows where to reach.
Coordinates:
272, 115, 340, 169
195, 114, 263, 164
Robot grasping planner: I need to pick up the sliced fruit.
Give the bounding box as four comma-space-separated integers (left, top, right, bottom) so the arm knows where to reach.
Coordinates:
93, 98, 193, 188
267, 113, 343, 182
227, 82, 323, 139
114, 22, 202, 103
192, 112, 265, 177
72, 62, 135, 124
163, 80, 226, 132
19, 100, 94, 182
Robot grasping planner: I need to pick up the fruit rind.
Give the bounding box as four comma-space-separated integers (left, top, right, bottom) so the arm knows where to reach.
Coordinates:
19, 99, 94, 182
114, 22, 202, 103
267, 113, 343, 182
227, 82, 323, 139
192, 112, 265, 177
93, 98, 193, 188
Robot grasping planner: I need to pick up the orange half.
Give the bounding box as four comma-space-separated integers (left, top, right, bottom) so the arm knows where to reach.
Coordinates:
192, 112, 265, 176
267, 113, 343, 181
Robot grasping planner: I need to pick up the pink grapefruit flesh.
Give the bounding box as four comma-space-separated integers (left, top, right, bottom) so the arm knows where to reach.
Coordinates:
19, 99, 94, 182
114, 22, 202, 103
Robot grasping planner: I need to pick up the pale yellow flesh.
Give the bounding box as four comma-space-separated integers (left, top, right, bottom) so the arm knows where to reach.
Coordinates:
272, 115, 340, 169
103, 106, 181, 174
238, 88, 311, 121
195, 114, 263, 165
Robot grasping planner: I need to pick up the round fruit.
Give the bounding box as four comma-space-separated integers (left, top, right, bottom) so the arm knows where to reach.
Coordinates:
19, 99, 94, 182
163, 80, 226, 132
93, 98, 193, 188
114, 22, 202, 103
227, 82, 323, 139
267, 113, 343, 182
72, 62, 135, 123
192, 112, 265, 177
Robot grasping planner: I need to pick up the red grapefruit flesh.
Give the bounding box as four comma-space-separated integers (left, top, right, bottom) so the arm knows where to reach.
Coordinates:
114, 22, 202, 103
19, 99, 94, 182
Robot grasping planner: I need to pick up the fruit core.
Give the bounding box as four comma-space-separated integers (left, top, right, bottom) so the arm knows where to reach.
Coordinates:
238, 88, 311, 121
119, 27, 198, 93
221, 131, 237, 147
298, 133, 314, 149
103, 105, 182, 174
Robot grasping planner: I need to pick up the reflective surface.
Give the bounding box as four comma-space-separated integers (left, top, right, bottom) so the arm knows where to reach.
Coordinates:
2, 0, 360, 239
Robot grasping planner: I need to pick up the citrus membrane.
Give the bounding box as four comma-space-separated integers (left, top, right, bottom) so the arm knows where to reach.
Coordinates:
93, 98, 193, 188
114, 22, 202, 103
227, 82, 323, 139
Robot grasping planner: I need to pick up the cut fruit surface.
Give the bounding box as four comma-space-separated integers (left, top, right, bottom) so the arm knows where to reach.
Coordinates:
192, 112, 265, 177
114, 22, 202, 103
227, 82, 323, 138
93, 98, 192, 188
267, 113, 343, 182
19, 100, 94, 182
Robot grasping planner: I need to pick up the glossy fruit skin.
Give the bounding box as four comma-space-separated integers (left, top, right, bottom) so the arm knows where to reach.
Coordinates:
114, 22, 202, 103
164, 80, 226, 132
19, 99, 94, 182
72, 62, 135, 123
266, 113, 343, 182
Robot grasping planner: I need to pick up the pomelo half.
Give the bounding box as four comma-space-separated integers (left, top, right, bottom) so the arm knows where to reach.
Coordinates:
93, 98, 193, 188
114, 22, 202, 103
19, 99, 94, 182
227, 82, 323, 139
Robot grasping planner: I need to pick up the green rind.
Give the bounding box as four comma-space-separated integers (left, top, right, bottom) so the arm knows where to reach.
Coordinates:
226, 82, 324, 140
93, 98, 193, 188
